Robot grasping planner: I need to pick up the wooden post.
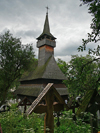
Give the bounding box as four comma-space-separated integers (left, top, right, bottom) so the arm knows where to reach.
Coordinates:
24, 98, 27, 113
44, 89, 54, 133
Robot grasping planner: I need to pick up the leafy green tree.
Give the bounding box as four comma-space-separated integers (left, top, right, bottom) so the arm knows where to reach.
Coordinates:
57, 58, 68, 75
0, 31, 35, 106
57, 55, 100, 96
78, 0, 100, 56
76, 0, 100, 95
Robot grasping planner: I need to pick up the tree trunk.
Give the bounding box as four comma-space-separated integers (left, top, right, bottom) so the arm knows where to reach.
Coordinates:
90, 112, 98, 133
0, 89, 8, 106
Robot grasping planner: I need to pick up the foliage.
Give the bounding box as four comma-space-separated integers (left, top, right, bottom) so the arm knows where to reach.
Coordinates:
57, 58, 68, 75
0, 109, 44, 133
57, 55, 100, 96
78, 0, 100, 56
0, 31, 35, 106
54, 111, 91, 133
76, 89, 95, 117
0, 104, 91, 133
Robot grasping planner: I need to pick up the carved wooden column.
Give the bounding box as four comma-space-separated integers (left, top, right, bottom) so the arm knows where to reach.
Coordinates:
44, 89, 54, 133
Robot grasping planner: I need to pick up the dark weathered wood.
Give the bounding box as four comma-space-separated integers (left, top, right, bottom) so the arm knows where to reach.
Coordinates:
32, 102, 64, 114
26, 83, 54, 115
26, 83, 69, 115
26, 83, 69, 133
18, 97, 32, 106
52, 86, 69, 110
34, 104, 47, 114
19, 103, 31, 106
44, 89, 54, 133
53, 102, 64, 112
18, 97, 32, 113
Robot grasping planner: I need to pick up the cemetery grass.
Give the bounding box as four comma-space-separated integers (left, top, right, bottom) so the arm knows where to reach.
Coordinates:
0, 104, 91, 133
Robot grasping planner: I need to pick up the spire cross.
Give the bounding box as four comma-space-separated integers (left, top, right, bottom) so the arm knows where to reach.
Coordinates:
46, 6, 49, 14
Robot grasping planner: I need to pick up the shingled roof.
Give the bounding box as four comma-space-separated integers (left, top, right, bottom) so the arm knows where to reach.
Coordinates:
14, 84, 68, 97
14, 87, 43, 97
20, 56, 66, 81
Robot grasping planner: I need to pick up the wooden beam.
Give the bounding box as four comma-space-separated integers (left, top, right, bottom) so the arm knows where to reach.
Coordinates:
53, 102, 64, 112
52, 87, 69, 110
18, 97, 32, 106
33, 102, 64, 114
44, 89, 54, 133
26, 83, 54, 115
34, 104, 47, 114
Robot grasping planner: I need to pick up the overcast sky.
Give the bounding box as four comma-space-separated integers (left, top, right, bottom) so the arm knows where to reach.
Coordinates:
0, 0, 95, 63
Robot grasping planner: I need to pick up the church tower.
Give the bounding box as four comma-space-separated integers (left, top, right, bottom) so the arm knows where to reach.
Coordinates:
14, 9, 68, 102
37, 11, 56, 66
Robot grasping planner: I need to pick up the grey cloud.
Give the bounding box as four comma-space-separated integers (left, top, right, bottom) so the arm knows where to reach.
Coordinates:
0, 0, 93, 62
15, 30, 40, 38
55, 43, 80, 56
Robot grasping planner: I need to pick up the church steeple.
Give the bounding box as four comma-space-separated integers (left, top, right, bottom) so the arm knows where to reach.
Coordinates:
37, 10, 56, 40
37, 9, 56, 66
43, 13, 50, 36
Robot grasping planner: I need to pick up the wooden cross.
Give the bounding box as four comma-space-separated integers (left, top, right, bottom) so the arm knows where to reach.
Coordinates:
18, 97, 32, 113
26, 83, 69, 133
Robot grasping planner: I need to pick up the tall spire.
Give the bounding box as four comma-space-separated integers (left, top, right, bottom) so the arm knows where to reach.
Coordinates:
43, 11, 50, 35
36, 8, 56, 40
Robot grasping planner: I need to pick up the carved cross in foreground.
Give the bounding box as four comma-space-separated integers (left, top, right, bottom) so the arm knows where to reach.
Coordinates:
26, 83, 69, 133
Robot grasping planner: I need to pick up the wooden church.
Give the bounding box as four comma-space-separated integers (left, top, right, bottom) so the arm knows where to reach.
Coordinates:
14, 10, 68, 103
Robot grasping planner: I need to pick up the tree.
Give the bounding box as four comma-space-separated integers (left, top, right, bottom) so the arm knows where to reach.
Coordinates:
76, 0, 100, 93
77, 3, 100, 131
0, 31, 35, 106
57, 55, 100, 96
57, 58, 68, 75
78, 0, 100, 56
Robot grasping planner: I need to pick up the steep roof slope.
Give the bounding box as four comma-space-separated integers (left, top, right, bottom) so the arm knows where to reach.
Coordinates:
20, 56, 66, 81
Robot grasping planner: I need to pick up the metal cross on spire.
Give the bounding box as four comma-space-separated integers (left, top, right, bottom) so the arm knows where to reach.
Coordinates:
46, 6, 49, 14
